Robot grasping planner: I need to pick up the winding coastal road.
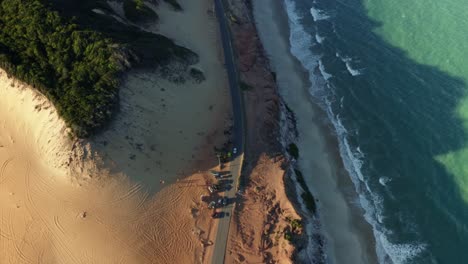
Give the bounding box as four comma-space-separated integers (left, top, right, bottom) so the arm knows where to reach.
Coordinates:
211, 0, 245, 263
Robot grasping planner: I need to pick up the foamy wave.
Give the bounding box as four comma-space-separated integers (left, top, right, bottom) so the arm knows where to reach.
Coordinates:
378, 232, 426, 264
318, 60, 332, 80
328, 101, 425, 264
285, 1, 426, 263
310, 7, 330, 21
315, 33, 325, 44
345, 61, 363, 76
379, 177, 391, 186
339, 56, 364, 76
285, 0, 326, 95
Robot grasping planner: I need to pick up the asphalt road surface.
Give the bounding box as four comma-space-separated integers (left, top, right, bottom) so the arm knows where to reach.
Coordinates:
211, 0, 245, 263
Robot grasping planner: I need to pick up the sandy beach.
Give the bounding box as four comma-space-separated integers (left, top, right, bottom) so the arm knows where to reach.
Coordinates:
252, 0, 378, 263
0, 0, 231, 263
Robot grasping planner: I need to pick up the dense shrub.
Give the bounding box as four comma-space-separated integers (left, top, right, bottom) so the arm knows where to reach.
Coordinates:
288, 143, 299, 159
0, 0, 198, 137
0, 0, 123, 136
294, 169, 317, 214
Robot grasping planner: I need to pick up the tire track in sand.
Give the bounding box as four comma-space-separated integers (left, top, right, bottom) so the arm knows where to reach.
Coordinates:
7, 201, 34, 263
0, 157, 13, 184
24, 163, 81, 264
94, 215, 152, 263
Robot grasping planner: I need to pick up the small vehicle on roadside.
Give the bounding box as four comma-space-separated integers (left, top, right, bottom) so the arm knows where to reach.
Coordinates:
219, 174, 232, 179
233, 147, 237, 154
208, 184, 220, 193
211, 210, 223, 219
221, 197, 228, 206
208, 201, 216, 209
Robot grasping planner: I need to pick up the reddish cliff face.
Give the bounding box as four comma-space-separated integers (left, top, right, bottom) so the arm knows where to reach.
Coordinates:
224, 1, 305, 263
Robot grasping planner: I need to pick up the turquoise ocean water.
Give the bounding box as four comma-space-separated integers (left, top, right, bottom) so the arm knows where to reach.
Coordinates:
283, 0, 468, 263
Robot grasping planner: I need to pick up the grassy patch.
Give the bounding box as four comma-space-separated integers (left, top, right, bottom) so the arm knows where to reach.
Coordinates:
287, 143, 299, 159
123, 0, 158, 24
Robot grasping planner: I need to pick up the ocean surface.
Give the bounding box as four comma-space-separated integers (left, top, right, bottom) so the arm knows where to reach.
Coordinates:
282, 0, 468, 263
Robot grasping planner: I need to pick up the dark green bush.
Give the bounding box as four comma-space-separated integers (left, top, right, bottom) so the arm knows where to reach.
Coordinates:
301, 192, 317, 214
294, 169, 317, 214
0, 0, 123, 136
0, 0, 198, 137
290, 219, 302, 230
240, 81, 253, 91
288, 143, 299, 159
190, 68, 206, 83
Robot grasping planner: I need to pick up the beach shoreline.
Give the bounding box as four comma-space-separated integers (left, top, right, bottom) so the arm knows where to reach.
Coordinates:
252, 0, 378, 263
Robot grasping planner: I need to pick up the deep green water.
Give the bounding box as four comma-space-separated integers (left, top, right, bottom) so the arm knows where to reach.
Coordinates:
284, 0, 468, 263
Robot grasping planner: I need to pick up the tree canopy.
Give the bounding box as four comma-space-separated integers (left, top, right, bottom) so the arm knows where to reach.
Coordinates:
0, 0, 197, 137
0, 0, 123, 136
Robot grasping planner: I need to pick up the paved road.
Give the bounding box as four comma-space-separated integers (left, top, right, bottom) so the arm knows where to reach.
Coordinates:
211, 0, 245, 263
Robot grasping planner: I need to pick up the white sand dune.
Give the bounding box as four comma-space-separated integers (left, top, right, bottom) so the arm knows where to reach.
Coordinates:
0, 0, 230, 262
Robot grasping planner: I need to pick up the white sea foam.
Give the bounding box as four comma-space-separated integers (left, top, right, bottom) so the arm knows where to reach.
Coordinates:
345, 61, 363, 76
284, 0, 326, 95
378, 232, 426, 264
338, 55, 364, 76
330, 102, 425, 264
315, 33, 325, 44
335, 52, 364, 76
284, 1, 426, 263
310, 7, 330, 21
318, 60, 332, 80
379, 177, 391, 186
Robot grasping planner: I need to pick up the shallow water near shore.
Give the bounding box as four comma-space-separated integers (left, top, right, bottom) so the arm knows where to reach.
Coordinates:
257, 0, 468, 263
253, 1, 377, 263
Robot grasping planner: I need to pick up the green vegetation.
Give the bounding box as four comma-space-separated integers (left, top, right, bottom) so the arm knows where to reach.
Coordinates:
284, 231, 293, 241
271, 71, 277, 82
0, 0, 123, 136
189, 68, 205, 83
294, 169, 317, 214
287, 143, 299, 159
301, 192, 317, 214
163, 0, 182, 11
123, 0, 158, 24
0, 0, 197, 137
290, 219, 302, 230
240, 81, 253, 91
285, 216, 303, 231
